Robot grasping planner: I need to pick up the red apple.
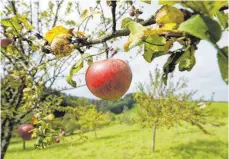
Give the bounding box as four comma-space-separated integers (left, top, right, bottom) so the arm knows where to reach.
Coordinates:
55, 137, 60, 143
86, 59, 132, 100
18, 124, 34, 140
0, 38, 13, 48
129, 9, 135, 17
61, 130, 66, 136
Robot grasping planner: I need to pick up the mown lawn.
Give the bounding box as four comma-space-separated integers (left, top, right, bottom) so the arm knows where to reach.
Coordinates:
5, 102, 228, 159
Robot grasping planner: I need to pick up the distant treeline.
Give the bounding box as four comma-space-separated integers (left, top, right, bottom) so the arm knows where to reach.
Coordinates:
42, 88, 135, 116
88, 93, 135, 114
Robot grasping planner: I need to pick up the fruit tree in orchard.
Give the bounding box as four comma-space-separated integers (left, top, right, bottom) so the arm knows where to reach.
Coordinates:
42, 1, 228, 101
1, 1, 228, 157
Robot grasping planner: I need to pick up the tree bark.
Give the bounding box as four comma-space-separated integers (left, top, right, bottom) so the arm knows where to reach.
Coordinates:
176, 122, 179, 134
23, 139, 26, 150
94, 129, 97, 139
1, 120, 15, 159
1, 118, 7, 143
152, 124, 157, 152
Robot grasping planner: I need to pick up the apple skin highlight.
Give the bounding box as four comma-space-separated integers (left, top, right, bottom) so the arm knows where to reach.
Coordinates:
86, 59, 132, 100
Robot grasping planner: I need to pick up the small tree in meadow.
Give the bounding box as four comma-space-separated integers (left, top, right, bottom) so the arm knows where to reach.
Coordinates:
133, 68, 215, 152
77, 105, 111, 138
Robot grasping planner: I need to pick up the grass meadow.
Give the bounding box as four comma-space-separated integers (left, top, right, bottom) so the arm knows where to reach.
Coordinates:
5, 102, 228, 159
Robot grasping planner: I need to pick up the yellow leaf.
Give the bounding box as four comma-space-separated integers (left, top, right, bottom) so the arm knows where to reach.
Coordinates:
144, 28, 159, 36
123, 22, 145, 52
160, 23, 178, 30
45, 26, 70, 43
155, 5, 184, 24
164, 40, 173, 53
90, 9, 101, 15
106, 0, 111, 6
32, 116, 39, 125
140, 0, 151, 5
124, 41, 132, 52
144, 28, 181, 37
43, 114, 55, 121
72, 30, 87, 38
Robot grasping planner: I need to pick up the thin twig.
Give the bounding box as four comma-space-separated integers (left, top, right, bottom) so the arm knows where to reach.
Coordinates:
36, 1, 40, 32
52, 0, 64, 27
83, 4, 99, 32
106, 2, 131, 30
30, 0, 33, 25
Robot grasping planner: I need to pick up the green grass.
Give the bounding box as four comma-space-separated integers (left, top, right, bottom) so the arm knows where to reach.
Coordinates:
5, 102, 228, 159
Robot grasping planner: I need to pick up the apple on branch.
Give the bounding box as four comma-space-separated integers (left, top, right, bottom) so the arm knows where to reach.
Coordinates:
86, 59, 132, 100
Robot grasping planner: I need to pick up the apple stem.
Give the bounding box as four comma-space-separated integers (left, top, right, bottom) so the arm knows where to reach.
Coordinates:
106, 52, 108, 59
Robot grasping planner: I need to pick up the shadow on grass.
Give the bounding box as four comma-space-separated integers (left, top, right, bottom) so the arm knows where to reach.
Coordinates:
10, 140, 22, 144
49, 128, 139, 149
170, 140, 228, 159
7, 145, 37, 153
7, 128, 139, 153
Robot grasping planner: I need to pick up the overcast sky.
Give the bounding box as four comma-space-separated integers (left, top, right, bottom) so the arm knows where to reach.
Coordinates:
2, 0, 227, 101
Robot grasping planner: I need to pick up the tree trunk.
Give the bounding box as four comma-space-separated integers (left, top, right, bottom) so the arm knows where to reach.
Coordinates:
23, 139, 26, 150
94, 129, 97, 139
1, 119, 7, 143
176, 122, 179, 134
152, 124, 157, 152
1, 120, 15, 159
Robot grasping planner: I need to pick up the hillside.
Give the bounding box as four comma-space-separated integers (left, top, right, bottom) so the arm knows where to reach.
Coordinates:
5, 102, 228, 159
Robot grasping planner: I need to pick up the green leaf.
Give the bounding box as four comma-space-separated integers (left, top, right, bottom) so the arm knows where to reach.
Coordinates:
181, 1, 228, 17
155, 5, 184, 24
178, 15, 221, 43
66, 54, 92, 87
80, 9, 101, 22
159, 1, 228, 17
140, 0, 151, 5
129, 38, 143, 50
124, 22, 145, 51
143, 35, 166, 63
159, 0, 181, 5
162, 45, 197, 84
162, 50, 183, 85
121, 17, 133, 29
31, 44, 39, 51
1, 19, 13, 27
127, 21, 145, 35
16, 14, 33, 30
66, 60, 84, 87
178, 46, 196, 72
217, 47, 228, 84
215, 11, 228, 30
1, 17, 22, 35
1, 14, 32, 32
80, 9, 89, 21
86, 56, 93, 65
